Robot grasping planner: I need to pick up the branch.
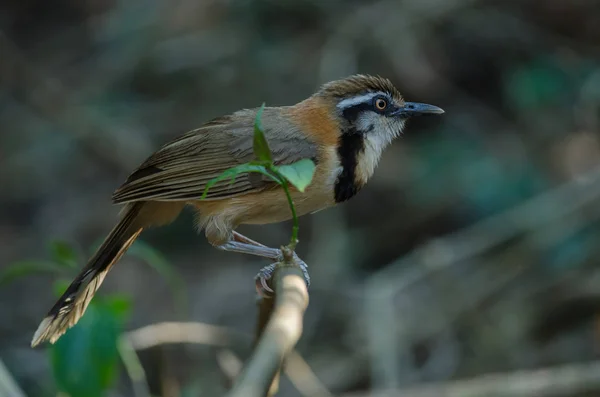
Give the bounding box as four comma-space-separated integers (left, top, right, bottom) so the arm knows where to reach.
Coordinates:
117, 336, 151, 397
227, 265, 309, 397
126, 321, 236, 350
125, 320, 331, 397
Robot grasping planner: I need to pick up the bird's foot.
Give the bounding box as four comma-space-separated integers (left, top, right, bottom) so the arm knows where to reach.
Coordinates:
255, 253, 310, 297
215, 232, 310, 296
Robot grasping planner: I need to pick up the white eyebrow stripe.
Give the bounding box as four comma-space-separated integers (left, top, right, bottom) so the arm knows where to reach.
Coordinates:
336, 92, 380, 109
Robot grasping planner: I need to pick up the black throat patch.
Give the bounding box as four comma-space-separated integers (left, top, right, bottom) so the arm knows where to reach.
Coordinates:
334, 127, 365, 203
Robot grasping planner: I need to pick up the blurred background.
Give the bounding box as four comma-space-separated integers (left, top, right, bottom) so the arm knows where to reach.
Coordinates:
1, 0, 600, 396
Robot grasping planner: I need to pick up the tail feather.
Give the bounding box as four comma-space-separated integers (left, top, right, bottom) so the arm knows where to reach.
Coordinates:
31, 203, 144, 347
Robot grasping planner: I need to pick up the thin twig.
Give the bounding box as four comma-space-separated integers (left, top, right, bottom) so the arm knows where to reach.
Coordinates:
218, 348, 333, 397
118, 336, 152, 397
126, 320, 331, 397
126, 321, 236, 350
227, 265, 309, 397
285, 351, 335, 397
216, 349, 245, 388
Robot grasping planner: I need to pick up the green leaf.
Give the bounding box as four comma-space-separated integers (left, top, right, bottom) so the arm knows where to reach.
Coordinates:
50, 296, 131, 397
276, 159, 316, 192
127, 240, 188, 317
0, 261, 65, 287
201, 163, 280, 200
49, 240, 78, 268
253, 103, 272, 163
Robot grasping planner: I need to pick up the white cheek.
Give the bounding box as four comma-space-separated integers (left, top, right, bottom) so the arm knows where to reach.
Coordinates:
354, 118, 404, 183
395, 120, 406, 137
355, 135, 385, 183
356, 115, 373, 132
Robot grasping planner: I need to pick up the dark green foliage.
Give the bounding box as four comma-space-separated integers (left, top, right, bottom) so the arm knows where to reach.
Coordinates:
6, 240, 176, 397
48, 240, 78, 269
0, 261, 64, 287
50, 294, 130, 397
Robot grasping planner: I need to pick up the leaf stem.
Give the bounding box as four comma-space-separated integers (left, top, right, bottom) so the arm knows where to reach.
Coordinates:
279, 177, 299, 250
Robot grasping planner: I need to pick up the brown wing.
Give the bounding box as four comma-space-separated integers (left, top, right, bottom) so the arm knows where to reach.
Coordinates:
112, 107, 318, 203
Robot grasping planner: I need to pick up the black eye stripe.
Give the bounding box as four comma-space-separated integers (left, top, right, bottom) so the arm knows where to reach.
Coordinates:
341, 94, 394, 121
342, 102, 373, 122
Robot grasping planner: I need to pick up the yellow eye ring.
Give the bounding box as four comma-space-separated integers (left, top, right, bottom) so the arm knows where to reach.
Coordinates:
375, 98, 388, 111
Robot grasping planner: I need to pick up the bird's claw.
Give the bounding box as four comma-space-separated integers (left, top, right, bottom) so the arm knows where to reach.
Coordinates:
254, 254, 310, 297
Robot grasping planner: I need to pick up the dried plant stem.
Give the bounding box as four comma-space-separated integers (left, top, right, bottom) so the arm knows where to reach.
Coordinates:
118, 336, 151, 397
227, 265, 309, 397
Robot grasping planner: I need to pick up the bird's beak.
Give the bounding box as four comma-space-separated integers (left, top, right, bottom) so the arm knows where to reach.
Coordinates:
392, 102, 445, 117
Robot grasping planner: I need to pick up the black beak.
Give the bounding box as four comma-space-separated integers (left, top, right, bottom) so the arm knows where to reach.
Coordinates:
392, 102, 445, 117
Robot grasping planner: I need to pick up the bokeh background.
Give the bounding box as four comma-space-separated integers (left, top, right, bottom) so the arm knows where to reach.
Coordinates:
2, 0, 600, 396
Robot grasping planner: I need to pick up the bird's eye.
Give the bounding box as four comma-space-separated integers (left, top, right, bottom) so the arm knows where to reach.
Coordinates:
374, 97, 388, 111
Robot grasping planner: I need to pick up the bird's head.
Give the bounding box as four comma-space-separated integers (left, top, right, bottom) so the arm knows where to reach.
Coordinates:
318, 74, 444, 144
315, 74, 444, 202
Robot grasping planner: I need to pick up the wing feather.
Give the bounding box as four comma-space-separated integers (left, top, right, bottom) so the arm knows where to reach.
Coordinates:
112, 108, 317, 203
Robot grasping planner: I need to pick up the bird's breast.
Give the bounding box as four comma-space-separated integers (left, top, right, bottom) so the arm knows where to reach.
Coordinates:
238, 145, 341, 225
195, 145, 341, 230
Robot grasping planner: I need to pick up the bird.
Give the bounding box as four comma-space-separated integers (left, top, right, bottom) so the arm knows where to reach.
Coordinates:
31, 74, 444, 347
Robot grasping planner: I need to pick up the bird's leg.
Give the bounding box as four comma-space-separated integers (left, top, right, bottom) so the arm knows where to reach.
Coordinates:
231, 233, 309, 286
215, 233, 279, 259
232, 231, 268, 248
215, 232, 310, 291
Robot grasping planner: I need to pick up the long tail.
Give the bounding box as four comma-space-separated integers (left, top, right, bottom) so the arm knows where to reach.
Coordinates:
31, 203, 145, 347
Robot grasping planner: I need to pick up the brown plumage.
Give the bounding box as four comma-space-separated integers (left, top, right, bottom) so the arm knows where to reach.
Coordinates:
319, 74, 404, 103
31, 74, 443, 347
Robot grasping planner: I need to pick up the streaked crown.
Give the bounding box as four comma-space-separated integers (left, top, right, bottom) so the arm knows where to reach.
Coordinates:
318, 74, 404, 105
